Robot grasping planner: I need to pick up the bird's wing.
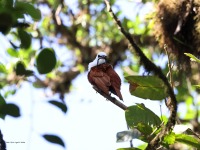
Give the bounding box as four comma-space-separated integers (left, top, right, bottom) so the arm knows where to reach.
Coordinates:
106, 65, 121, 88
106, 65, 123, 100
88, 67, 111, 95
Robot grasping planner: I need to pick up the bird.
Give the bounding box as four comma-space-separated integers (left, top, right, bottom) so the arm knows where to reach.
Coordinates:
88, 52, 123, 101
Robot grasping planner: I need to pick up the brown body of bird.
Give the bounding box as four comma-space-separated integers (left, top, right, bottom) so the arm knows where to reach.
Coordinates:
88, 52, 123, 101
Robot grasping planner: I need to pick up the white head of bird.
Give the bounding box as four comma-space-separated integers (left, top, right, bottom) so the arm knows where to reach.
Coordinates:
88, 52, 107, 71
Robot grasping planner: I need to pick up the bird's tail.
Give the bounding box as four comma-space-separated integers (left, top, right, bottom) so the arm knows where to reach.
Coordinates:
113, 88, 123, 101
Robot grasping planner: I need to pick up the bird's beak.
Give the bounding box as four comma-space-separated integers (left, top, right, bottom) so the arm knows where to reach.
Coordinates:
97, 55, 107, 66
98, 55, 107, 60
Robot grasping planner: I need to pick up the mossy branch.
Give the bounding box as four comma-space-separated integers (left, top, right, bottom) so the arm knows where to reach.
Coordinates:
104, 0, 177, 149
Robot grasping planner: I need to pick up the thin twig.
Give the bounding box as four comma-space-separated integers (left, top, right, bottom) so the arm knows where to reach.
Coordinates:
149, 121, 164, 137
93, 86, 127, 111
160, 104, 163, 122
55, 4, 62, 25
104, 0, 177, 149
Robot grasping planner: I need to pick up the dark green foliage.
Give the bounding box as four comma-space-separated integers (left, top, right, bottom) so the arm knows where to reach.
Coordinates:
15, 2, 41, 21
42, 134, 65, 148
18, 29, 32, 49
125, 104, 161, 136
0, 0, 41, 35
0, 94, 6, 105
0, 102, 20, 119
15, 61, 26, 75
15, 61, 33, 76
48, 100, 67, 113
0, 10, 14, 34
36, 48, 57, 74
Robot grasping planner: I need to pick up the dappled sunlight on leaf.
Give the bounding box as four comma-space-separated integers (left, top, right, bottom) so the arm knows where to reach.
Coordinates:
125, 104, 161, 129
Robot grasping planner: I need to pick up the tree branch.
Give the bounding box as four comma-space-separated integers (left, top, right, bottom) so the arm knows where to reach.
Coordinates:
104, 0, 177, 149
93, 86, 127, 111
0, 130, 6, 150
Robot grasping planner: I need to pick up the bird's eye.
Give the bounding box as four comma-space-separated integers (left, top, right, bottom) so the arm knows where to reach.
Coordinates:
98, 55, 102, 58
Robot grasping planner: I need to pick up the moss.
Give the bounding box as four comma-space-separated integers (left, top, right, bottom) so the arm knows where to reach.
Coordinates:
153, 0, 200, 72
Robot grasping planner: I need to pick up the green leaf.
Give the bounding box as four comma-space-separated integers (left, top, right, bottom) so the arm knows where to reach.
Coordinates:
0, 94, 6, 119
125, 76, 168, 100
7, 48, 19, 57
15, 2, 41, 21
125, 104, 161, 129
24, 70, 34, 76
184, 53, 200, 63
137, 122, 153, 135
36, 48, 57, 74
0, 10, 14, 34
18, 29, 31, 49
0, 94, 6, 105
0, 103, 20, 118
116, 129, 141, 142
137, 143, 148, 150
193, 85, 200, 89
0, 63, 7, 73
184, 128, 199, 137
15, 61, 34, 76
47, 0, 60, 8
175, 134, 200, 149
4, 0, 14, 8
15, 61, 26, 75
42, 134, 65, 148
4, 89, 16, 98
163, 132, 175, 145
48, 100, 67, 113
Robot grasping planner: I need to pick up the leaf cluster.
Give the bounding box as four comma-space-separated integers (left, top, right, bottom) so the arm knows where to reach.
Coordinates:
117, 76, 200, 149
